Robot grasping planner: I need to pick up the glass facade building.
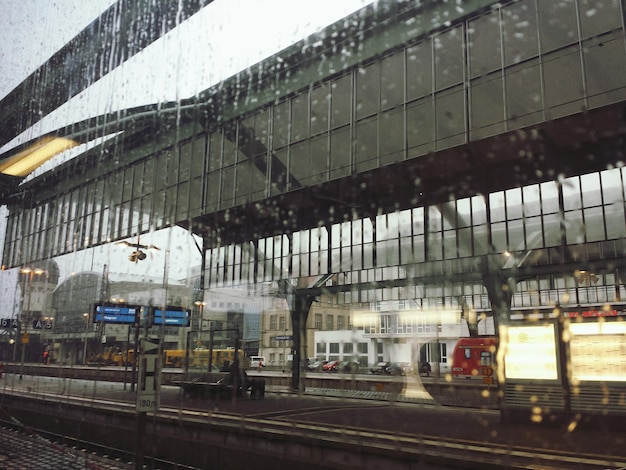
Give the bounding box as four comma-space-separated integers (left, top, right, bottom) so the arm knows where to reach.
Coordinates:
3, 0, 626, 347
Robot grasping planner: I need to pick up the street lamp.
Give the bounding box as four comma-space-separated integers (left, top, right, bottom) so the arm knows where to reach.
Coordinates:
18, 267, 45, 380
83, 313, 90, 365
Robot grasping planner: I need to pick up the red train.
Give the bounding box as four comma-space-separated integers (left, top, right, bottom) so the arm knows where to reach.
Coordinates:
450, 336, 497, 380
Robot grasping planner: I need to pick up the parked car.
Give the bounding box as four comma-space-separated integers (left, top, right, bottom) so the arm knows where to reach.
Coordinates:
339, 360, 360, 373
322, 360, 340, 372
370, 361, 413, 376
387, 362, 413, 376
307, 360, 327, 371
370, 362, 390, 374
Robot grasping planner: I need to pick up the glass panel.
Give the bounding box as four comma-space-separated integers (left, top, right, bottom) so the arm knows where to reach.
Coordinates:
222, 125, 238, 166
379, 108, 404, 165
221, 166, 236, 208
523, 184, 541, 217
356, 62, 380, 119
179, 142, 191, 182
290, 140, 310, 183
238, 116, 256, 160
330, 127, 351, 180
502, 0, 539, 66
177, 182, 190, 219
355, 117, 378, 172
310, 83, 330, 135
406, 40, 432, 101
443, 230, 457, 259
270, 148, 289, 195
331, 74, 352, 128
580, 173, 602, 207
291, 93, 309, 142
490, 191, 506, 222
564, 209, 584, 243
407, 97, 434, 153
254, 109, 269, 148
584, 207, 605, 241
470, 72, 505, 139
208, 132, 222, 172
122, 167, 133, 202
579, 0, 622, 38
506, 188, 523, 220
508, 218, 524, 250
273, 100, 289, 148
380, 51, 404, 110
435, 86, 465, 146
491, 222, 509, 253
505, 59, 543, 126
309, 134, 328, 185
468, 10, 502, 77
543, 45, 584, 117
434, 25, 464, 90
538, 0, 579, 52
584, 35, 626, 108
563, 176, 582, 211
250, 156, 266, 200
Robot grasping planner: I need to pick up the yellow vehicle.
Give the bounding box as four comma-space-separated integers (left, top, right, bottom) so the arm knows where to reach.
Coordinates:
163, 348, 246, 369
87, 347, 135, 366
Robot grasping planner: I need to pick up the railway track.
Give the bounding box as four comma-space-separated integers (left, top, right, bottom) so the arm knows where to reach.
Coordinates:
1, 375, 625, 469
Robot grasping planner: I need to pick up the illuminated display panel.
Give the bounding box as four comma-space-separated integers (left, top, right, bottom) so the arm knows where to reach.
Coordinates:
503, 324, 558, 380
569, 321, 626, 382
94, 304, 141, 324
153, 308, 190, 327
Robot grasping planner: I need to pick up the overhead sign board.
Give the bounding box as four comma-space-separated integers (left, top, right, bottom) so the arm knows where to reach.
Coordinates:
152, 307, 190, 327
94, 304, 142, 324
0, 318, 19, 329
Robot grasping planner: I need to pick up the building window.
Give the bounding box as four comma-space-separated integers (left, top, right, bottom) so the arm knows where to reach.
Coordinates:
380, 315, 391, 334
279, 315, 286, 330
357, 343, 368, 354
270, 315, 277, 330
316, 342, 326, 355
269, 336, 277, 347
343, 342, 353, 354
329, 343, 339, 354
337, 316, 344, 330
326, 315, 334, 330
315, 313, 322, 329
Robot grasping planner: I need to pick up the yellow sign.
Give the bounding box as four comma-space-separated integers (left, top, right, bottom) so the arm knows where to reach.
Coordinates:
483, 376, 494, 385
21, 333, 29, 344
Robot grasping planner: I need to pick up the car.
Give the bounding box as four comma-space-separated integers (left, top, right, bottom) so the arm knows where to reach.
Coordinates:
322, 360, 340, 372
387, 362, 413, 376
339, 360, 360, 373
248, 356, 266, 370
370, 362, 413, 375
307, 360, 327, 371
370, 362, 390, 374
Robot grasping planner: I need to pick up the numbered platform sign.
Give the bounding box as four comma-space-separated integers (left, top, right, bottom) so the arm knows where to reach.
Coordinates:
136, 337, 161, 413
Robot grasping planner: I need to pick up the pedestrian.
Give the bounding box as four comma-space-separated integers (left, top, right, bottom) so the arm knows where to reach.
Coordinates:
258, 360, 264, 372
42, 350, 49, 364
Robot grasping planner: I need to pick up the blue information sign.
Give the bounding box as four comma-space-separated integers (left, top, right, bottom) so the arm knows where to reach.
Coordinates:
94, 304, 141, 324
153, 308, 190, 327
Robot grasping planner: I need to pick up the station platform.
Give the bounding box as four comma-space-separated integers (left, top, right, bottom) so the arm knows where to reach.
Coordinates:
1, 373, 625, 469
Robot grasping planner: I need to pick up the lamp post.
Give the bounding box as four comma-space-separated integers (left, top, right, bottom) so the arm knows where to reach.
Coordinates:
18, 267, 45, 380
83, 313, 90, 365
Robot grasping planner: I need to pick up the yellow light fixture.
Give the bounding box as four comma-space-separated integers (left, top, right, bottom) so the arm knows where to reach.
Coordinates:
0, 136, 78, 177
